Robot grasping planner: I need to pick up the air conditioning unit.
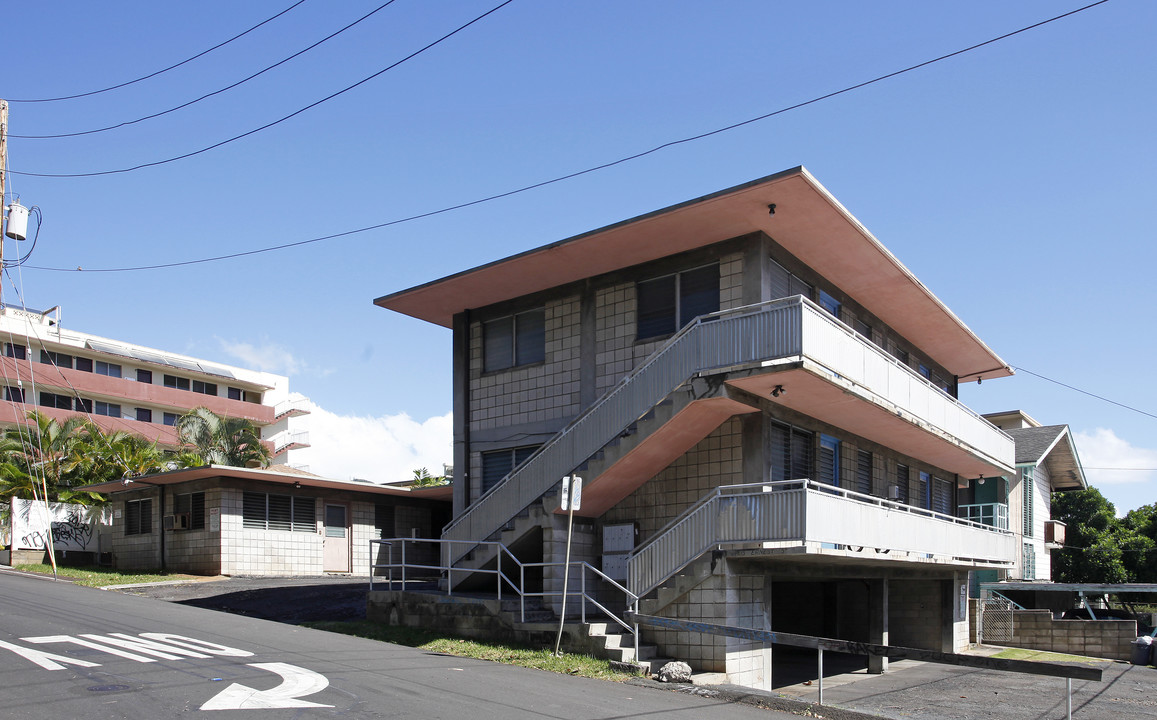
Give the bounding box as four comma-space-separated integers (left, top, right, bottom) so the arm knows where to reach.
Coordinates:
887, 485, 901, 500
163, 514, 190, 531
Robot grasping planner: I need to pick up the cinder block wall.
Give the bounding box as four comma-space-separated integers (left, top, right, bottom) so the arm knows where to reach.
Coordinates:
1011, 610, 1136, 661
889, 579, 942, 649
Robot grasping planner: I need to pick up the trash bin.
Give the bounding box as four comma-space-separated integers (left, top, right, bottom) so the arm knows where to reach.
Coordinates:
1131, 636, 1153, 665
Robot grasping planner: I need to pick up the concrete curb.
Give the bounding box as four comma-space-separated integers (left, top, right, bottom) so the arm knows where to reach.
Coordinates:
626, 677, 883, 720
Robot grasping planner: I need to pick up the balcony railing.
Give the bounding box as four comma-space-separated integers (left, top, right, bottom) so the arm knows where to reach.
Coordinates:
272, 431, 310, 454
959, 502, 1009, 530
629, 481, 1016, 597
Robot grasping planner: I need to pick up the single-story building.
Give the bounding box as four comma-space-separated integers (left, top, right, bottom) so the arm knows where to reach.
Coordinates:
82, 466, 451, 576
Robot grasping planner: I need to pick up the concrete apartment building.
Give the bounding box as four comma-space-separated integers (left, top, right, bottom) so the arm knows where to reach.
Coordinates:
375, 167, 1071, 688
0, 304, 310, 465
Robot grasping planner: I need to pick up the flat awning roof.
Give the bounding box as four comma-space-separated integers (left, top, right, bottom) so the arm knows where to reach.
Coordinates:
82, 465, 452, 501
981, 582, 1157, 594
375, 167, 1011, 382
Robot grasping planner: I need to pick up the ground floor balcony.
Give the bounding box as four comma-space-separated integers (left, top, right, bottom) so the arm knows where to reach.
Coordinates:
630, 481, 1015, 597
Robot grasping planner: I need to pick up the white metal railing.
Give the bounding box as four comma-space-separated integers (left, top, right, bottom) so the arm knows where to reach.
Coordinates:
272, 430, 309, 452
369, 537, 640, 650
959, 502, 1010, 529
629, 481, 1016, 597
443, 295, 1013, 566
274, 397, 311, 418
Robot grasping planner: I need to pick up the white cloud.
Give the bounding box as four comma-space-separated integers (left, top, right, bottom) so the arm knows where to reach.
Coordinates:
216, 337, 308, 376
288, 400, 452, 485
1072, 428, 1157, 486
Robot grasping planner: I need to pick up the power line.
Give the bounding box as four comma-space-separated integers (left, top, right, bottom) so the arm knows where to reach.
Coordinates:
10, 0, 517, 178
7, 1, 310, 103
23, 0, 1112, 273
1012, 366, 1157, 423
11, 1, 399, 140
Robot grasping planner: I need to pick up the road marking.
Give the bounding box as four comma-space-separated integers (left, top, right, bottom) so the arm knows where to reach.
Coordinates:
200, 663, 333, 710
0, 639, 100, 671
3, 633, 253, 669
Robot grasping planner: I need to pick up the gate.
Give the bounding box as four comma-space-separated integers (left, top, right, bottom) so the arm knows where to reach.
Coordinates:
979, 591, 1016, 644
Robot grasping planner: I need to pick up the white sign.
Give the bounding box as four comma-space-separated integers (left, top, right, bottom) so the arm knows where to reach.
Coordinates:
560, 476, 582, 511
209, 507, 221, 533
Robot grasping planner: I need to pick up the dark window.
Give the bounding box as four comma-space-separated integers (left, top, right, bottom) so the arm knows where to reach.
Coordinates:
768, 421, 813, 483
818, 290, 841, 318
5, 386, 24, 403
163, 412, 179, 426
94, 401, 121, 417
1022, 467, 1034, 538
135, 407, 153, 423
918, 364, 931, 380
242, 492, 315, 532
636, 264, 719, 341
39, 350, 73, 369
853, 318, 871, 340
75, 398, 93, 413
75, 357, 93, 373
137, 369, 153, 384
895, 464, 910, 504
126, 498, 153, 535
483, 308, 546, 372
164, 375, 190, 391
894, 348, 910, 366
95, 361, 121, 378
818, 435, 840, 487
856, 450, 872, 495
768, 259, 813, 301
918, 471, 932, 509
5, 343, 26, 360
172, 492, 205, 530
192, 380, 217, 396
227, 387, 242, 401
932, 476, 952, 515
480, 446, 539, 495
40, 392, 73, 410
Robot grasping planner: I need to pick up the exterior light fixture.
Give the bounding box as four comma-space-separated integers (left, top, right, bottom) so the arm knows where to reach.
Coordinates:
767, 203, 776, 216
294, 481, 301, 489
771, 385, 785, 398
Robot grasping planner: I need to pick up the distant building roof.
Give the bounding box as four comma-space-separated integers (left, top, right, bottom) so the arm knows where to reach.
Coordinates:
1006, 425, 1087, 491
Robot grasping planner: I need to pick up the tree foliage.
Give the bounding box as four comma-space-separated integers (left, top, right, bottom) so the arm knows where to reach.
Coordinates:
176, 406, 271, 469
410, 467, 449, 488
1052, 488, 1157, 583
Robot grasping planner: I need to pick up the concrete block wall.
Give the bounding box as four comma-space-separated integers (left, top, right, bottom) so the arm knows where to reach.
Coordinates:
112, 491, 162, 570
164, 486, 223, 575
468, 294, 582, 433
602, 418, 743, 542
219, 489, 323, 576
543, 514, 599, 616
889, 579, 943, 650
1011, 610, 1135, 661
642, 572, 729, 673
723, 572, 771, 689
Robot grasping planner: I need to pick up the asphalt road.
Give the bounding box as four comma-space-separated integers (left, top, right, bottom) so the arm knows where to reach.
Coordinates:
0, 572, 803, 720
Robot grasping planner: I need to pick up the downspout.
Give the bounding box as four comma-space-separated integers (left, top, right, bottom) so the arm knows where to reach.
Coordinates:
158, 484, 166, 572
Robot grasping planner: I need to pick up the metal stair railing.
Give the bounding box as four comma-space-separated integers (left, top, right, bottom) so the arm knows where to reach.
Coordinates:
441, 297, 809, 564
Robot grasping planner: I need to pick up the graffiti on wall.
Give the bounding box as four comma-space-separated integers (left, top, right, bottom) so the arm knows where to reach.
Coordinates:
10, 498, 111, 552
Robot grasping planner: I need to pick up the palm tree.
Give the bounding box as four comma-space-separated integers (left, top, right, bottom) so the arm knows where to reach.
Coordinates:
176, 407, 271, 468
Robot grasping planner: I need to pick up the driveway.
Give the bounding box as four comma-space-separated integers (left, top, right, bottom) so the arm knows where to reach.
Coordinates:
118, 575, 371, 623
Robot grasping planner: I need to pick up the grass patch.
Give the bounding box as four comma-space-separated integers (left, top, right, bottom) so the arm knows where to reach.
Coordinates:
991, 648, 1106, 665
13, 564, 196, 588
304, 620, 635, 681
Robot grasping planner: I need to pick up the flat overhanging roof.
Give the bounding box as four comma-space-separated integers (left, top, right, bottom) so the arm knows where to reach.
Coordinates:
375, 166, 1011, 382
81, 465, 452, 501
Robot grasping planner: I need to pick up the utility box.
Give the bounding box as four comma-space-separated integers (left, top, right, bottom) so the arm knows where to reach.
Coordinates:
602, 523, 636, 582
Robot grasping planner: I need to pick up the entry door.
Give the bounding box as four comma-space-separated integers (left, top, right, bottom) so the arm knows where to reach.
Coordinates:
323, 504, 350, 573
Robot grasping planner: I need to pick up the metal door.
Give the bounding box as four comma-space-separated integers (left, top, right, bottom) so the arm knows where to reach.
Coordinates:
323, 504, 350, 573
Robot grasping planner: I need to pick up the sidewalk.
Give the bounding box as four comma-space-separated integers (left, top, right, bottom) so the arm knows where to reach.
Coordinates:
764, 653, 1156, 720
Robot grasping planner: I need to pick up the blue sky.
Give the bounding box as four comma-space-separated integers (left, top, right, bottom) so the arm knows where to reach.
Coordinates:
4, 1, 1155, 512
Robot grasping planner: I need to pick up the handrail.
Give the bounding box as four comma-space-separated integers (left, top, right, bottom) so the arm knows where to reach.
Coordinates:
369, 537, 640, 648
629, 480, 1014, 597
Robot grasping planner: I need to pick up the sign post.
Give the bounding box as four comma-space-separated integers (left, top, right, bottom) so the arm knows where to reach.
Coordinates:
553, 475, 582, 656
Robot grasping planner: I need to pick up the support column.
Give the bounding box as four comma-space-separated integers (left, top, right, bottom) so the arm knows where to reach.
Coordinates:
868, 578, 888, 673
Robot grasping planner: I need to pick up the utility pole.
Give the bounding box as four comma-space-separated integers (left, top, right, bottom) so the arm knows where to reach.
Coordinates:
0, 98, 7, 299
